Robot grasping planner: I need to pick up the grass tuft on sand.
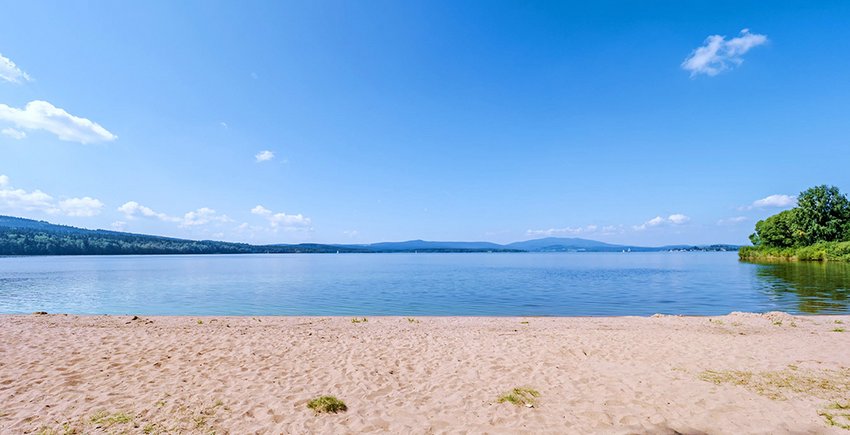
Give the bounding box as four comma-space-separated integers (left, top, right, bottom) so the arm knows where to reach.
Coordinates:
497, 387, 540, 407
89, 410, 134, 427
351, 317, 367, 324
307, 396, 348, 414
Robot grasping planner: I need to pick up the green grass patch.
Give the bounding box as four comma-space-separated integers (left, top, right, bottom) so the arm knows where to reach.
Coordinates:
819, 402, 850, 430
834, 328, 845, 333
307, 396, 348, 414
351, 317, 367, 324
497, 387, 540, 407
406, 317, 419, 323
89, 410, 134, 427
699, 367, 850, 401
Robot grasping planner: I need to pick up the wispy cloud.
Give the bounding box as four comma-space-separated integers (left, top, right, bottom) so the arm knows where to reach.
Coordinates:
682, 29, 768, 77
717, 216, 748, 226
255, 150, 274, 162
251, 205, 311, 230
58, 197, 104, 217
751, 194, 796, 208
526, 225, 598, 237
117, 201, 179, 222
181, 207, 232, 227
117, 201, 231, 227
634, 214, 690, 231
1, 127, 26, 140
0, 175, 103, 216
0, 101, 117, 144
0, 52, 31, 83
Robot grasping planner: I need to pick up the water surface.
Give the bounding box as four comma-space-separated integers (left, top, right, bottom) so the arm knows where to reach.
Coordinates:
1, 252, 848, 316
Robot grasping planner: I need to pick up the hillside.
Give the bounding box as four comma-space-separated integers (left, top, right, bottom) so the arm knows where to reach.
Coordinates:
0, 216, 365, 255
0, 215, 738, 256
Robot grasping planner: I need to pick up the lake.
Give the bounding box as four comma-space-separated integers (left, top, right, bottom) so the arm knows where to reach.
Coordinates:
0, 252, 848, 316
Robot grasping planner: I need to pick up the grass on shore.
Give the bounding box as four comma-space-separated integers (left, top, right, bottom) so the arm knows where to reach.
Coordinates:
820, 402, 850, 430
351, 317, 367, 324
739, 241, 850, 262
89, 410, 134, 427
307, 396, 348, 414
699, 366, 850, 401
497, 387, 540, 407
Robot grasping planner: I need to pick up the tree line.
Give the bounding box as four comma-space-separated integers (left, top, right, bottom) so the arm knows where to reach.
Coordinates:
742, 185, 850, 261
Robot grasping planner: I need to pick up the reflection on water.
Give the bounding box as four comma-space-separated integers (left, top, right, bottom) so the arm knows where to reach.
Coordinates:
1, 253, 849, 315
754, 262, 850, 314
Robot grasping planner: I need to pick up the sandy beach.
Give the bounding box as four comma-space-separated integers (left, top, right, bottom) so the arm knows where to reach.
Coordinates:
1, 313, 849, 434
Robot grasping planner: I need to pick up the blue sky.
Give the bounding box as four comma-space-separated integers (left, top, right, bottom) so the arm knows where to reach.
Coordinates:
1, 1, 849, 246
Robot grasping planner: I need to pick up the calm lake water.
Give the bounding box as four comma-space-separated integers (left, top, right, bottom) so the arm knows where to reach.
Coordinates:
0, 252, 848, 316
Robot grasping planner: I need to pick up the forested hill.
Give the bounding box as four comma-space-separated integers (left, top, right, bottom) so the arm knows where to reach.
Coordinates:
0, 216, 367, 255
0, 215, 737, 256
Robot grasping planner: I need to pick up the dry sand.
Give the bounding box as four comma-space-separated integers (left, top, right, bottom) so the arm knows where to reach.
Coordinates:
1, 313, 849, 434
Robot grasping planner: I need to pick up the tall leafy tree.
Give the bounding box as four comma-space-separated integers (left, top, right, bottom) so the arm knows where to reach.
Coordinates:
794, 185, 850, 245
750, 209, 801, 247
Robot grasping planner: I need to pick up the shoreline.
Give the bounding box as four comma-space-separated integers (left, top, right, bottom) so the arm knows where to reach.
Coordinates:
2, 313, 849, 433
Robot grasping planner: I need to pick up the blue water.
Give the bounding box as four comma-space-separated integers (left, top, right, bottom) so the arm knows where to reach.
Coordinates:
0, 252, 848, 316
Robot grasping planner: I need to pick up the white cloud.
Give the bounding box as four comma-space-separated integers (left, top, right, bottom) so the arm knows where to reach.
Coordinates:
117, 201, 180, 222
668, 213, 689, 225
0, 175, 103, 216
111, 221, 127, 231
118, 201, 233, 228
251, 205, 271, 216
251, 204, 311, 230
180, 207, 231, 227
255, 150, 274, 162
220, 122, 228, 129
1, 127, 26, 140
526, 225, 599, 237
0, 52, 31, 83
751, 194, 796, 208
0, 186, 55, 213
0, 100, 117, 144
717, 216, 748, 226
682, 29, 768, 77
634, 214, 690, 230
58, 197, 104, 217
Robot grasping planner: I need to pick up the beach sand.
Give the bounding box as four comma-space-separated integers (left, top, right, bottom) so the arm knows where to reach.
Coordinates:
1, 313, 849, 434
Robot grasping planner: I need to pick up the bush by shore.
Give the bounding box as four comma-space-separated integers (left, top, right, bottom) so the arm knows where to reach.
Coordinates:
739, 241, 850, 262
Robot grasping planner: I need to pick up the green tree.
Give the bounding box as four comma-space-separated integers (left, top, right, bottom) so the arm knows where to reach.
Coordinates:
794, 185, 850, 245
750, 209, 801, 247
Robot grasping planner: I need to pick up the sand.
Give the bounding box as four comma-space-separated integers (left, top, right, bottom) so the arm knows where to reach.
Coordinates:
1, 313, 849, 434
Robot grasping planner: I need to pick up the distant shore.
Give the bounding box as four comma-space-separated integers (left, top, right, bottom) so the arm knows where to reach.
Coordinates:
2, 313, 849, 433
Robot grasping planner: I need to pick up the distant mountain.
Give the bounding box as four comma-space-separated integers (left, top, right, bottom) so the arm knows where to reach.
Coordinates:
505, 237, 627, 252
0, 215, 740, 256
349, 239, 508, 252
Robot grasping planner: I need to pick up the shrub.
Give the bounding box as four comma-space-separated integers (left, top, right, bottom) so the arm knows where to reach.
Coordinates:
307, 396, 347, 414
